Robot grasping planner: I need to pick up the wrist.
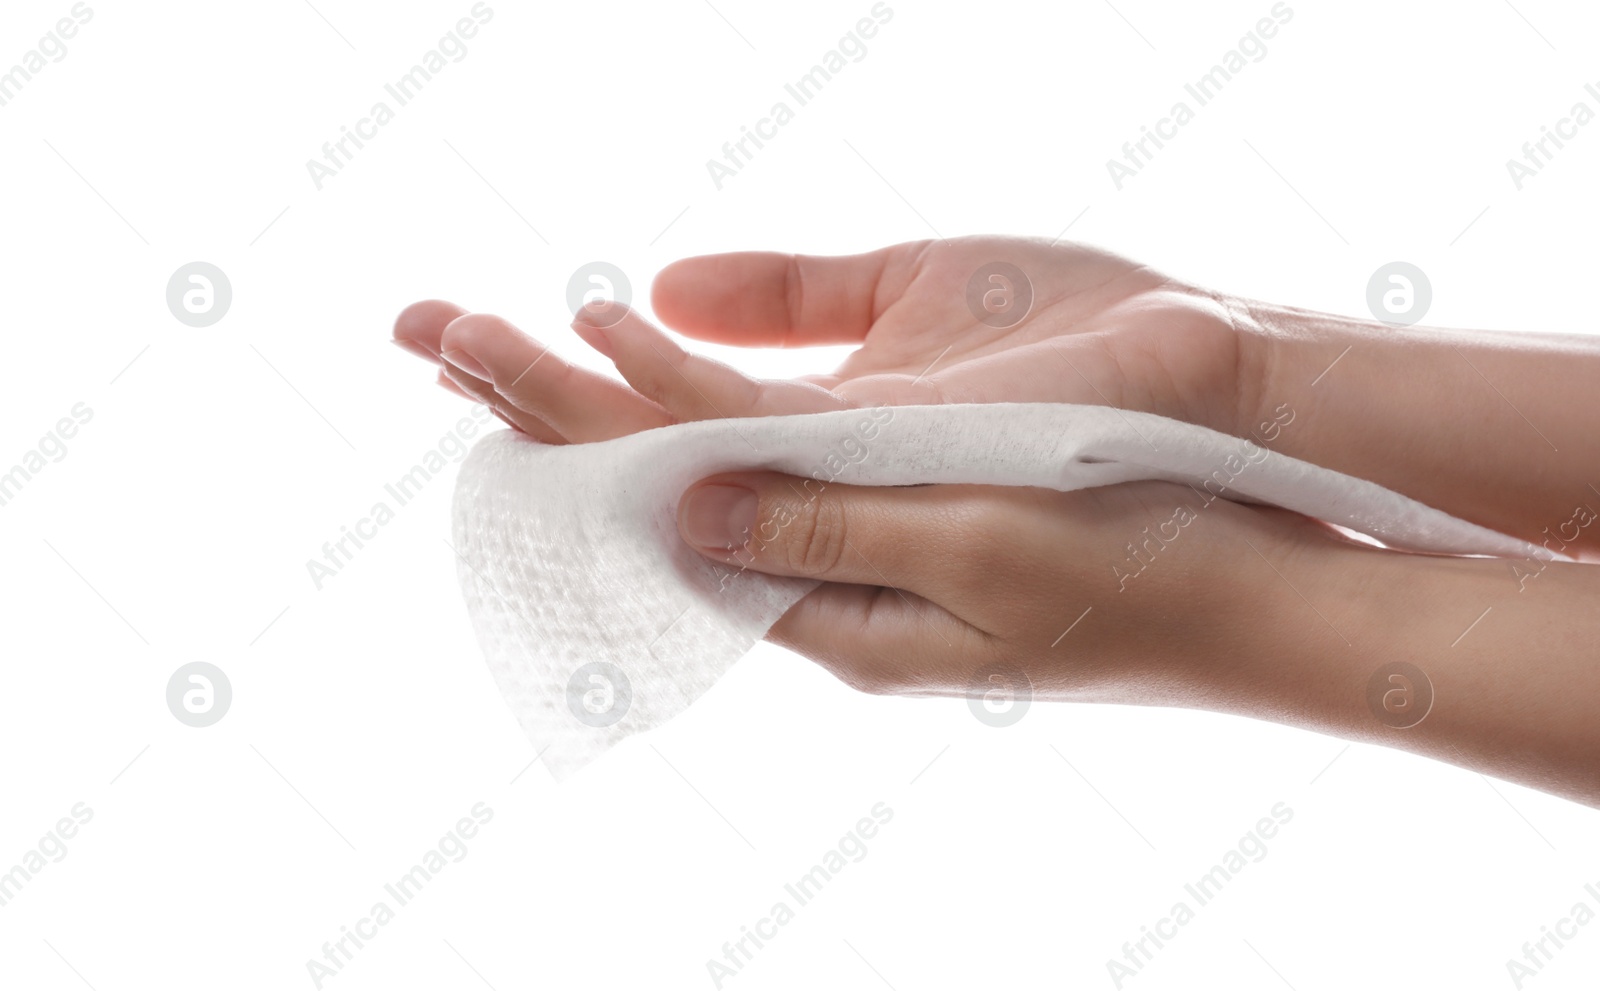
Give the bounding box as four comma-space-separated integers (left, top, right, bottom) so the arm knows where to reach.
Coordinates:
1165, 287, 1337, 446
1118, 502, 1379, 717
1225, 298, 1600, 561
1224, 295, 1379, 444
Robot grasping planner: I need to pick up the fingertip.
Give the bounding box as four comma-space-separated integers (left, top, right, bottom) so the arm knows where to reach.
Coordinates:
438, 311, 489, 351
569, 318, 615, 360
394, 299, 466, 350
650, 252, 779, 343
648, 257, 701, 325
392, 337, 440, 362
678, 478, 759, 557
653, 248, 900, 347
440, 313, 541, 384
588, 303, 675, 356
572, 297, 634, 329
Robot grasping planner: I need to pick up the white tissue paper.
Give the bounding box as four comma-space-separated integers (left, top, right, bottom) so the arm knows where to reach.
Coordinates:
450, 402, 1534, 780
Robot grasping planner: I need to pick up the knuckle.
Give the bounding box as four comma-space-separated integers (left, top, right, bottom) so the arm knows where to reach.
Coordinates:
782, 253, 805, 339
628, 360, 674, 406
627, 344, 696, 411
780, 487, 850, 575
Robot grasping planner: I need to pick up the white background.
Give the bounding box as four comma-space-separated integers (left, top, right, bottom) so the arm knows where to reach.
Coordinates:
2, 0, 1599, 988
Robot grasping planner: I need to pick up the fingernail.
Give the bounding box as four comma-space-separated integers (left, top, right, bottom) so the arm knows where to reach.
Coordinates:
392, 337, 441, 363
441, 347, 490, 380
681, 484, 758, 553
573, 299, 629, 331
571, 319, 615, 359
441, 363, 493, 402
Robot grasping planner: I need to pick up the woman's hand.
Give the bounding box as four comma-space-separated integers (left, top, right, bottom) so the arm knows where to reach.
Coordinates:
392, 236, 1265, 444
674, 469, 1343, 706
676, 469, 1600, 808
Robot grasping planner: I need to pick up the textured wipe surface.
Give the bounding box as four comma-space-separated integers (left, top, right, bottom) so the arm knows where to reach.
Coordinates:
451, 403, 1534, 780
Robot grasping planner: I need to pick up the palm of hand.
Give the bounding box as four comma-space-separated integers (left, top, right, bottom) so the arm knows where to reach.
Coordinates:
806, 238, 1246, 432
392, 236, 1250, 445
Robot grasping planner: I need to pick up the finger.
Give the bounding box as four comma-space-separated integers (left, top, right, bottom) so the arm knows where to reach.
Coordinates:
650, 242, 929, 347
439, 313, 674, 443
437, 367, 537, 435
676, 472, 1025, 603
394, 299, 468, 363
767, 583, 992, 696
440, 365, 565, 444
434, 366, 478, 402
573, 304, 851, 421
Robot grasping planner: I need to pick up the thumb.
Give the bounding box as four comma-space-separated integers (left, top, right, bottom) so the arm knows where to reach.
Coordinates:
676, 471, 951, 594
679, 471, 1002, 693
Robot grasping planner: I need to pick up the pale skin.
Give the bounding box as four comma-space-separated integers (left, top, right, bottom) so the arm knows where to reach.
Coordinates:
394, 236, 1600, 807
